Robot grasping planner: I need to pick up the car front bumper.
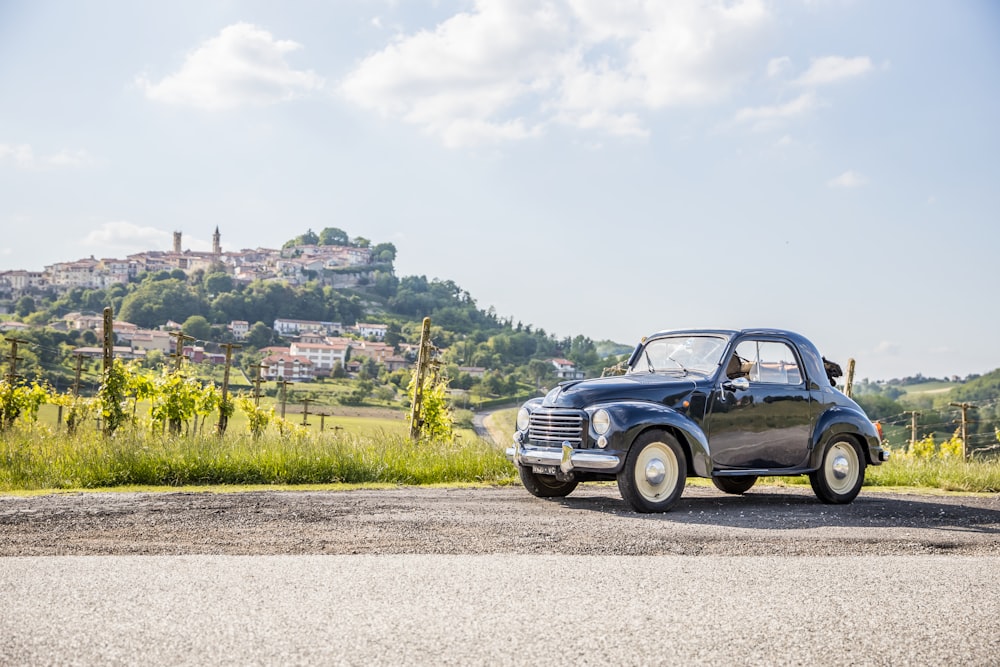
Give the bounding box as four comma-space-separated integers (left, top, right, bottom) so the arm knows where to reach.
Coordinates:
506, 440, 622, 474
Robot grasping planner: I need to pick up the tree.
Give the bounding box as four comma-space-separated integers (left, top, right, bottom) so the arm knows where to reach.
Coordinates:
246, 321, 274, 348
203, 272, 233, 295
319, 227, 349, 246
372, 242, 397, 262
528, 359, 555, 390
352, 236, 370, 248
118, 279, 204, 328
181, 315, 211, 341
14, 296, 35, 317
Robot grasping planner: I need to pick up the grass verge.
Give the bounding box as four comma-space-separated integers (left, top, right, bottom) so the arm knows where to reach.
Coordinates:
2, 424, 997, 494
0, 428, 517, 492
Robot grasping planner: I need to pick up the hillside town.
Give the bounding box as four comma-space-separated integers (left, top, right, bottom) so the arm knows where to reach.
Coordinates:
0, 228, 378, 303
0, 227, 590, 385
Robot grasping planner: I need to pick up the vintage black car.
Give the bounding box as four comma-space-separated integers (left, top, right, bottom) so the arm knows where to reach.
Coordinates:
507, 328, 889, 513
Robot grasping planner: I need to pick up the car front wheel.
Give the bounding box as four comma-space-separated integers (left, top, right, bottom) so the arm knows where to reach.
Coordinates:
518, 465, 579, 498
809, 437, 866, 504
617, 430, 687, 513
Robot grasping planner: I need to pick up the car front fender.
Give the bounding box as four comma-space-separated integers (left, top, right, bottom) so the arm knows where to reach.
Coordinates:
600, 401, 712, 477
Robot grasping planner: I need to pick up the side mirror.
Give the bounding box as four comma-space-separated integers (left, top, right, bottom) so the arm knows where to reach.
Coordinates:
723, 377, 750, 392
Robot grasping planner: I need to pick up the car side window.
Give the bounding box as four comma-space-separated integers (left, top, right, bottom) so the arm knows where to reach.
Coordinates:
733, 340, 803, 385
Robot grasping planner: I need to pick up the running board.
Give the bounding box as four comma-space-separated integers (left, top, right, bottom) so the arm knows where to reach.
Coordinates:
712, 467, 814, 477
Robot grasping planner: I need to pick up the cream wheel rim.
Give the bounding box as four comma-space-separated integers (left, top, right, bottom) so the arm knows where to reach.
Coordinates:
825, 442, 859, 494
634, 442, 679, 502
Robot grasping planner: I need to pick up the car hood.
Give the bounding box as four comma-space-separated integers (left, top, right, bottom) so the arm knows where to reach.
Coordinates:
542, 373, 710, 410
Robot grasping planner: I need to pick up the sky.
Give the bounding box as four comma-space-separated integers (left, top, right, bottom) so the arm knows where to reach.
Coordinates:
1, 0, 998, 381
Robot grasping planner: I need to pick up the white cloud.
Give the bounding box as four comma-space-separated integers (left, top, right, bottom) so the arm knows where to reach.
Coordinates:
795, 55, 872, 86
0, 143, 93, 169
827, 170, 867, 188
340, 0, 772, 147
82, 221, 173, 254
138, 23, 324, 110
767, 56, 791, 78
734, 92, 817, 125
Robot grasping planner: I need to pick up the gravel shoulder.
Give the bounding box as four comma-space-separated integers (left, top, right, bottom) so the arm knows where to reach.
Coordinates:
2, 485, 998, 557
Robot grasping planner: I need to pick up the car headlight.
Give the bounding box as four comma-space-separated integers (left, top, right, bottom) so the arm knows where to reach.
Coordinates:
592, 409, 611, 435
516, 407, 530, 431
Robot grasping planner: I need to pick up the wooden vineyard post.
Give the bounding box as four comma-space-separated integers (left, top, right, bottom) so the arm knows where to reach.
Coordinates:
409, 317, 432, 441
216, 343, 241, 436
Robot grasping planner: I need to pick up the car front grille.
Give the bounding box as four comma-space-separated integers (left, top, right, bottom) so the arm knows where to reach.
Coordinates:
528, 409, 586, 447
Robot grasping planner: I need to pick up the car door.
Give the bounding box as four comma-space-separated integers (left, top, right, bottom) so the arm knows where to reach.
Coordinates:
707, 337, 817, 470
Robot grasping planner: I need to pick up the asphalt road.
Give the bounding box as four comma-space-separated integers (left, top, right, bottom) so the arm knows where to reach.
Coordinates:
1, 485, 998, 665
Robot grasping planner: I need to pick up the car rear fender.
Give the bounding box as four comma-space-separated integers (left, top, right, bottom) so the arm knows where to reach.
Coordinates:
603, 401, 712, 477
810, 406, 882, 467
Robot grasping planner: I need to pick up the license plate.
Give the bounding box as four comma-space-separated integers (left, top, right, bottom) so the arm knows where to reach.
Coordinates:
532, 465, 559, 476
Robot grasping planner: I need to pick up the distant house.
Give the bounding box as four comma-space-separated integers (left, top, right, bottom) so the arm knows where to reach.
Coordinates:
289, 341, 350, 377
229, 320, 249, 340
183, 346, 226, 365
354, 322, 388, 340
63, 312, 104, 331
113, 321, 139, 336
384, 355, 411, 372
350, 341, 395, 363
261, 352, 315, 382
273, 318, 341, 337
0, 321, 30, 333
550, 358, 585, 381
127, 330, 173, 354
457, 366, 487, 378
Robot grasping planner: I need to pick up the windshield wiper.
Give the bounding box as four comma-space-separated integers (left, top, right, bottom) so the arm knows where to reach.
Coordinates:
643, 349, 655, 373
667, 356, 690, 376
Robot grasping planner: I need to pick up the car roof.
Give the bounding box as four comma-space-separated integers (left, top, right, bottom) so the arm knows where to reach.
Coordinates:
644, 328, 814, 347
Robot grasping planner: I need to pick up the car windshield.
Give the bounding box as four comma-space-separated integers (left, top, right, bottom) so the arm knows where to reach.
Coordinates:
628, 334, 730, 376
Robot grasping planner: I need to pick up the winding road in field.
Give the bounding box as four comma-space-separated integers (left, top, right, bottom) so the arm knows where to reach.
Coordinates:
2, 485, 998, 665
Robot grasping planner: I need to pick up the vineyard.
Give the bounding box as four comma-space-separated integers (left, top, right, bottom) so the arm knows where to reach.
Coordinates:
0, 344, 513, 491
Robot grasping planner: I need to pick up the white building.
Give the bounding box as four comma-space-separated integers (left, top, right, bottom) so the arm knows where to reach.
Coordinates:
229, 320, 250, 340
551, 358, 585, 381
273, 318, 341, 337
262, 352, 315, 381
354, 322, 388, 340
289, 341, 350, 376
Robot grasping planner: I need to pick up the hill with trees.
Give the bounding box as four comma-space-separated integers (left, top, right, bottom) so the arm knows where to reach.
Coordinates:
1, 230, 628, 413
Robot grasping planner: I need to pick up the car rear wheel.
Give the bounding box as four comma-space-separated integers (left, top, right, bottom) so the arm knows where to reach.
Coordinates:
809, 436, 866, 504
617, 431, 687, 513
518, 465, 579, 498
711, 475, 758, 495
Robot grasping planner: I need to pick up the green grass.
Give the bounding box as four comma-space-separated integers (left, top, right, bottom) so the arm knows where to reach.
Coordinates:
898, 381, 958, 397
0, 427, 516, 491
863, 456, 1000, 493
489, 408, 517, 438
760, 456, 1000, 493
4, 407, 998, 493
